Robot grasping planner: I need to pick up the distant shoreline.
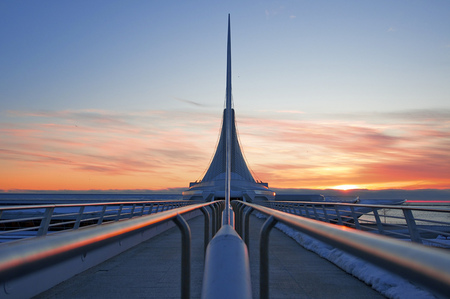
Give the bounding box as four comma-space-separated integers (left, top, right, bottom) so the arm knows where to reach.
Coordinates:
1, 188, 449, 201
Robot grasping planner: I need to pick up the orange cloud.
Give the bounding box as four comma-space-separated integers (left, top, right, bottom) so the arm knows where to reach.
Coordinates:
236, 109, 450, 189
1, 108, 449, 191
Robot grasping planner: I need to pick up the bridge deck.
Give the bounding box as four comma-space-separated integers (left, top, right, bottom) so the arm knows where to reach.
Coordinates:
35, 215, 384, 299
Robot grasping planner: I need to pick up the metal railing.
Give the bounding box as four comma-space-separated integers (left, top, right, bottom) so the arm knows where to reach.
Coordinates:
0, 200, 225, 299
266, 201, 450, 248
202, 225, 252, 299
231, 201, 450, 299
0, 200, 197, 243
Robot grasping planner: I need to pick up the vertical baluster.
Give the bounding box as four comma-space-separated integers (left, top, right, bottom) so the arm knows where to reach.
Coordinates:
304, 204, 310, 218
74, 206, 85, 229
372, 209, 384, 234
140, 203, 146, 216
403, 209, 422, 243
97, 205, 107, 225
334, 205, 343, 225
322, 205, 329, 222
130, 204, 136, 218
349, 206, 361, 230
37, 207, 54, 236
312, 205, 319, 220
260, 216, 277, 299
115, 204, 123, 221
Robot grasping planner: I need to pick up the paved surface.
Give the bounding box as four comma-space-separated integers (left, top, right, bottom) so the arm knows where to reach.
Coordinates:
35, 214, 385, 299
247, 216, 384, 299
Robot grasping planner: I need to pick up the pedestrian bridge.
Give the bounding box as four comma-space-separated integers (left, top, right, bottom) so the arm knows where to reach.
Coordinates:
0, 200, 449, 298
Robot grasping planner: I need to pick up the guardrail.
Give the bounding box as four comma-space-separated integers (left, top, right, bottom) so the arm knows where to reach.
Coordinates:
0, 200, 196, 243
0, 201, 225, 299
202, 224, 252, 299
231, 201, 450, 299
266, 201, 450, 248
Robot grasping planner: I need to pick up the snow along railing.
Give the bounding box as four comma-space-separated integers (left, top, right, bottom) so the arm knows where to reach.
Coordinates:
0, 201, 224, 299
0, 200, 197, 243
266, 201, 450, 248
231, 201, 450, 299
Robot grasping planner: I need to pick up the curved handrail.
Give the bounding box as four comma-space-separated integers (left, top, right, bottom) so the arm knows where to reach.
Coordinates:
232, 201, 450, 298
0, 201, 222, 287
269, 200, 450, 213
0, 200, 197, 211
0, 200, 200, 240
266, 200, 450, 247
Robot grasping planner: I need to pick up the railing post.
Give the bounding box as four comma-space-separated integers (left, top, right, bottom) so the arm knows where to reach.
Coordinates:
37, 207, 54, 236
173, 214, 191, 299
403, 209, 422, 244
312, 205, 319, 220
74, 206, 85, 230
303, 204, 310, 218
140, 203, 146, 216
350, 206, 361, 230
243, 207, 254, 249
234, 202, 244, 237
200, 207, 210, 256
260, 215, 278, 299
147, 203, 154, 214
115, 204, 123, 221
215, 202, 221, 233
130, 204, 136, 218
97, 205, 107, 225
297, 203, 304, 216
210, 204, 217, 237
334, 205, 343, 225
372, 209, 384, 234
218, 201, 224, 228
295, 204, 301, 216
322, 205, 329, 223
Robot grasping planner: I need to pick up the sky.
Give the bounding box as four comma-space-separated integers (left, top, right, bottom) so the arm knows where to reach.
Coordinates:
1, 1, 449, 192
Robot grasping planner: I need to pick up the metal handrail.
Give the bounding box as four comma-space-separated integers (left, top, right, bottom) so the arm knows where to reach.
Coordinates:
266, 201, 450, 248
231, 201, 450, 299
201, 225, 252, 299
0, 201, 225, 299
0, 200, 197, 242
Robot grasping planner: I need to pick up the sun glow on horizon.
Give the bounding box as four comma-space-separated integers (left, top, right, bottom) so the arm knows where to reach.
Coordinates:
331, 185, 361, 190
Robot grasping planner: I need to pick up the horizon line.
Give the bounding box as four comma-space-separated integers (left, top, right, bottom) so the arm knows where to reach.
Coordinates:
2, 187, 450, 194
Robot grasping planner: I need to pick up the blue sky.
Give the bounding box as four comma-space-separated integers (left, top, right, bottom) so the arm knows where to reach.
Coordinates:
1, 1, 450, 191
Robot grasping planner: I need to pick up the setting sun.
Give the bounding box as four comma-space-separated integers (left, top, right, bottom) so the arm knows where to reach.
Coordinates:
331, 185, 361, 190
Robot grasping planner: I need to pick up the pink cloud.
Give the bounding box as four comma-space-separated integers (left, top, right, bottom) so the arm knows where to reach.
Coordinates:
1, 108, 449, 190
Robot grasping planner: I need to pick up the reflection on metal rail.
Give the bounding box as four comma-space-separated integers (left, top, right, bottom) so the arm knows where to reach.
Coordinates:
0, 201, 225, 299
266, 201, 450, 248
231, 201, 450, 299
0, 200, 195, 243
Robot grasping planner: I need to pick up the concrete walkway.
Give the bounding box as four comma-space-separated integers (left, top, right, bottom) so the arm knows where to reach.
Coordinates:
35, 214, 385, 299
